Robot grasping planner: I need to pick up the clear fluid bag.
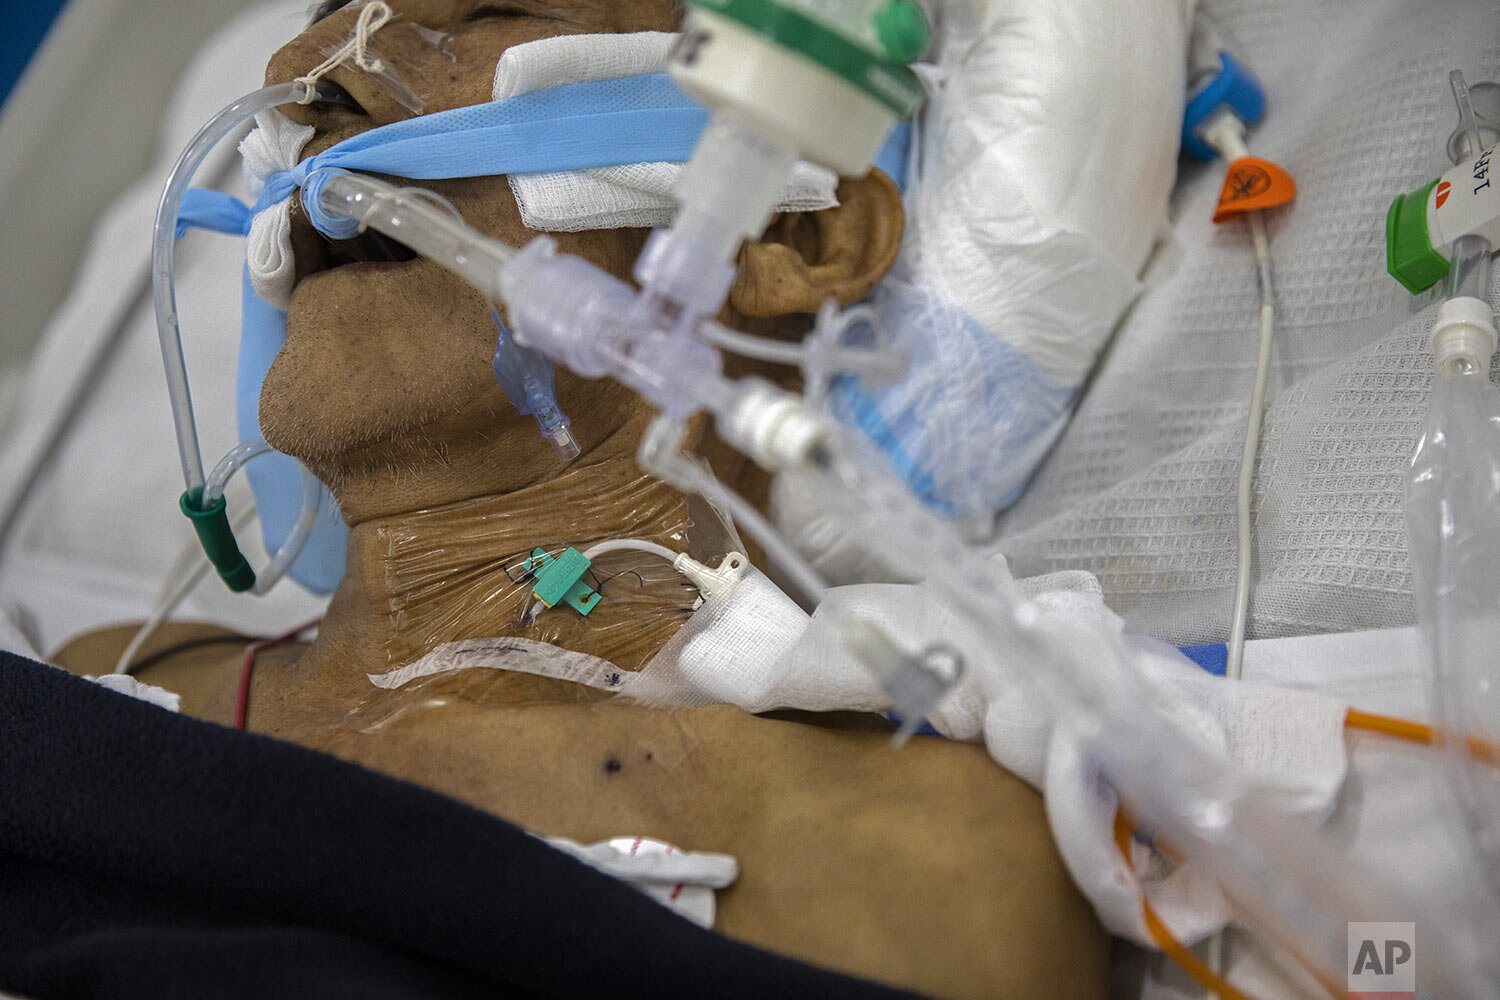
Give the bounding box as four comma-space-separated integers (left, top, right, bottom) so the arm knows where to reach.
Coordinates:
1405, 362, 1500, 894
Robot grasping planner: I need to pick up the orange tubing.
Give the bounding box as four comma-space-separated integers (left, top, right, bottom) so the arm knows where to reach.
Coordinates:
1345, 707, 1499, 764
1113, 810, 1259, 1000
1106, 706, 1494, 1000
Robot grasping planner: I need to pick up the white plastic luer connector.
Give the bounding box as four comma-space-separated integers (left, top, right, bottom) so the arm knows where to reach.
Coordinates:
722, 379, 831, 471
1431, 295, 1499, 370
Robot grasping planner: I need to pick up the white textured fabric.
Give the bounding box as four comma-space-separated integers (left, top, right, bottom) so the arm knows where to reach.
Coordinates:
494, 32, 839, 233
0, 0, 329, 656
995, 0, 1500, 649
242, 110, 317, 311
914, 0, 1189, 382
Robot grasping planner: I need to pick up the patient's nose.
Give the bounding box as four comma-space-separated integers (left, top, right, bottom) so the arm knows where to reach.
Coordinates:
264, 6, 438, 129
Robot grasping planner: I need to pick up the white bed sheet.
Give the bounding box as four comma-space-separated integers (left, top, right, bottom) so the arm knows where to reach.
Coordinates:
0, 0, 322, 657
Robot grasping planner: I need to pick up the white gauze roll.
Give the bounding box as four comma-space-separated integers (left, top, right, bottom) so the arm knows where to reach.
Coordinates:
496, 32, 840, 232
242, 109, 316, 310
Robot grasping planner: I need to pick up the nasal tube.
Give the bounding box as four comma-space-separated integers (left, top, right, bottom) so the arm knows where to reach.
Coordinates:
152, 79, 345, 592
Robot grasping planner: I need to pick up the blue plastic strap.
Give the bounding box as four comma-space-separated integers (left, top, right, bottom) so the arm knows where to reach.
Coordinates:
287, 74, 709, 233
177, 188, 253, 238
874, 121, 910, 187
181, 73, 912, 238
234, 267, 349, 595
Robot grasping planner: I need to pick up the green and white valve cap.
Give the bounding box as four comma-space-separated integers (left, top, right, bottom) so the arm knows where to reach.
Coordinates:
676, 0, 928, 175
1387, 143, 1500, 294
1386, 179, 1450, 294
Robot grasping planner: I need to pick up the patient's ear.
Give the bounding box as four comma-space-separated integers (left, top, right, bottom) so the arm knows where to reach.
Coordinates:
729, 169, 904, 318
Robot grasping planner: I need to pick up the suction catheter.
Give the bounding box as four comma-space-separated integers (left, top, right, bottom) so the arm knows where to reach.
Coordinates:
153, 4, 1496, 993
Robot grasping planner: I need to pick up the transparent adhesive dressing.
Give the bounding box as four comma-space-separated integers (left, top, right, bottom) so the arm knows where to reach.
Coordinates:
343, 472, 743, 733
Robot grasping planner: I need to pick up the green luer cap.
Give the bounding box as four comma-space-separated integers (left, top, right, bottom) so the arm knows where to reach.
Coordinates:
1386, 178, 1450, 294
180, 488, 256, 592
686, 0, 924, 115
874, 1, 929, 63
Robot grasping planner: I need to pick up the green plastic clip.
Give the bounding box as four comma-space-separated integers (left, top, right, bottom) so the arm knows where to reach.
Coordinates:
523, 547, 599, 616
179, 488, 256, 593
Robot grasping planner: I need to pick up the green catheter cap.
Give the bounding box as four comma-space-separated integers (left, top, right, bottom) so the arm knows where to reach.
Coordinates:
686, 0, 927, 116
1386, 178, 1450, 294
180, 487, 256, 592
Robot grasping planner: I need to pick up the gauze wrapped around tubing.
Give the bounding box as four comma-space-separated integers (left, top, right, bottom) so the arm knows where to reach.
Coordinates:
771, 428, 1468, 993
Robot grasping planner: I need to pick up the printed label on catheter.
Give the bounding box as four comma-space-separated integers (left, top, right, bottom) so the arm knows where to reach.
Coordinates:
1423, 144, 1500, 250
1213, 156, 1296, 223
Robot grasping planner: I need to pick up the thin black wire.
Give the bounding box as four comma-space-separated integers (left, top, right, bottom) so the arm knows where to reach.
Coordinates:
125, 633, 257, 675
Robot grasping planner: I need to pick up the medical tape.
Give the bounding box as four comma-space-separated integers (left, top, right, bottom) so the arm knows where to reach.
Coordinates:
368, 636, 645, 694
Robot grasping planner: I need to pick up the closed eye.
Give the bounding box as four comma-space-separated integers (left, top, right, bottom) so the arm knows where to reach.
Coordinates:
466, 2, 539, 20
308, 0, 352, 24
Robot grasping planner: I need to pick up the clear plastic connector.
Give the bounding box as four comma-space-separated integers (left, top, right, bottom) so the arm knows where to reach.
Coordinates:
490, 309, 580, 463
841, 618, 964, 747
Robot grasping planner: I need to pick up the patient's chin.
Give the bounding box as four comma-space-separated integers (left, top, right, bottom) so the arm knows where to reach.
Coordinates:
257, 312, 497, 477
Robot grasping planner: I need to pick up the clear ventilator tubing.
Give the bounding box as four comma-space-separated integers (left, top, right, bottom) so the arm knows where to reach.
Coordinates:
251, 471, 322, 595
634, 114, 797, 320
152, 80, 331, 494
309, 171, 517, 299
697, 315, 908, 385
203, 437, 324, 595
203, 438, 274, 507
639, 415, 829, 607
1447, 233, 1494, 314
782, 427, 1478, 993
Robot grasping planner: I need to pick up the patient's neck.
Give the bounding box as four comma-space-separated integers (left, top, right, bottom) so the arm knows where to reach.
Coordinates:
300, 414, 702, 696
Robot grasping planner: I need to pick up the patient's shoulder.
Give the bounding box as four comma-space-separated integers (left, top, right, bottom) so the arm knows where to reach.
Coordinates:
52, 622, 271, 722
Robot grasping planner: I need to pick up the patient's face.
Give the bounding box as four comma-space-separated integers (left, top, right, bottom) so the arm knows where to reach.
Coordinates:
259, 0, 681, 488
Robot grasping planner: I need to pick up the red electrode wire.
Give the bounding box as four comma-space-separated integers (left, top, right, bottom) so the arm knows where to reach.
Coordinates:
235, 618, 322, 730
